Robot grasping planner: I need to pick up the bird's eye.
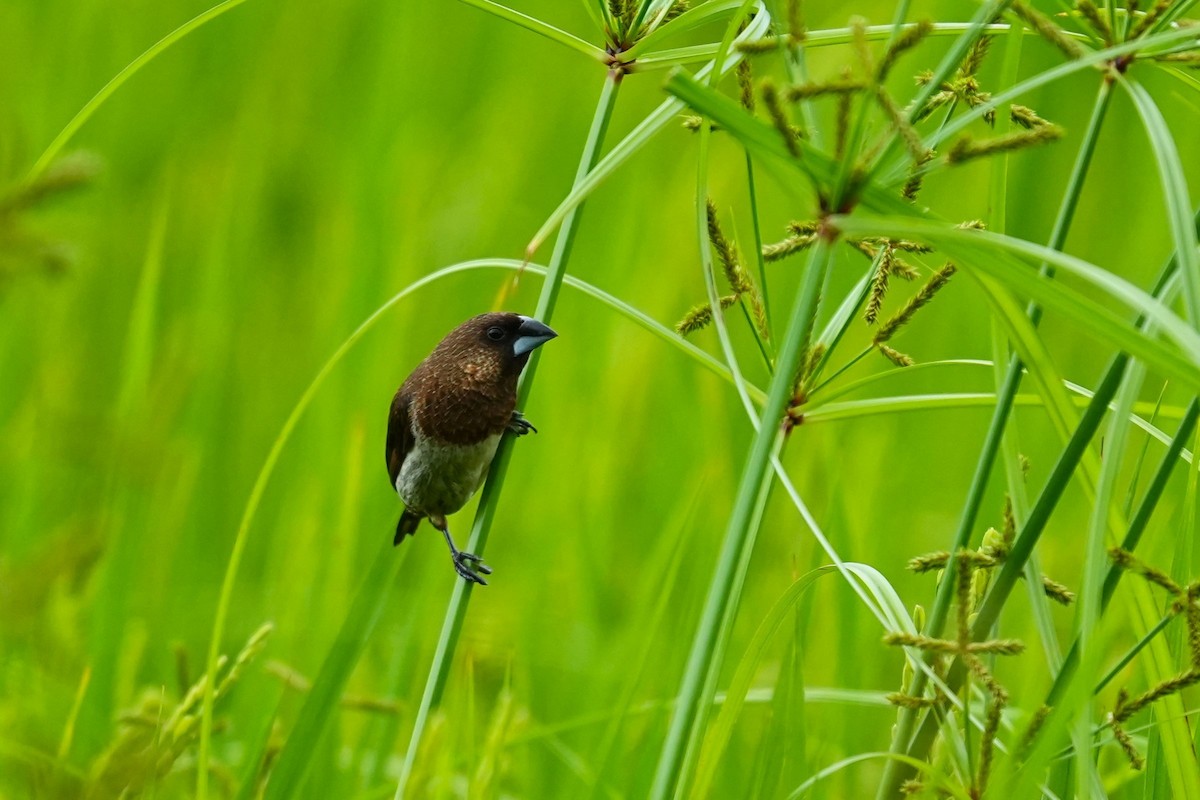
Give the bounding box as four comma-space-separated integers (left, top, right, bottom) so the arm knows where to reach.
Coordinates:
486, 326, 505, 341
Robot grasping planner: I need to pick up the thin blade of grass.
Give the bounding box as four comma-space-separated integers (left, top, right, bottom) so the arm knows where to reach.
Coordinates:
29, 0, 251, 181
586, 487, 702, 797
692, 566, 840, 798
787, 751, 971, 800
456, 0, 607, 61
1121, 76, 1200, 325
882, 25, 1200, 184
834, 216, 1200, 391
1071, 354, 1148, 797
626, 0, 742, 57
260, 541, 406, 798
649, 239, 832, 800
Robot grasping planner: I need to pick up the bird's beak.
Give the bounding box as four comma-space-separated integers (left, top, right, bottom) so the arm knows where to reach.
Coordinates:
513, 316, 557, 357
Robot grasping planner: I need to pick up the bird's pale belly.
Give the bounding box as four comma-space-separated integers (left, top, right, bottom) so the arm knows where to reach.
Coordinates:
395, 433, 502, 515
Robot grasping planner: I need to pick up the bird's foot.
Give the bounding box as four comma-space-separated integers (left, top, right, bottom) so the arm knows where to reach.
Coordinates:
507, 410, 538, 436
453, 551, 493, 585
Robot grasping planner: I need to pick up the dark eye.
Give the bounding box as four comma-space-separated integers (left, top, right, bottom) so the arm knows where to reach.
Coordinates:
486, 326, 505, 341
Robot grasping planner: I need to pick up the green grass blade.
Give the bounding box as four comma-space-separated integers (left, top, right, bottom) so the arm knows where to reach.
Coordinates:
882, 25, 1200, 184
664, 11, 778, 787
86, 197, 169, 744
1071, 353, 1147, 797
1120, 76, 1200, 324
260, 542, 406, 798
691, 566, 840, 798
650, 239, 832, 800
29, 0, 251, 181
456, 0, 607, 61
587, 490, 702, 797
625, 0, 741, 57
813, 359, 993, 404
834, 216, 1200, 392
233, 691, 284, 800
632, 22, 1081, 70
787, 752, 971, 800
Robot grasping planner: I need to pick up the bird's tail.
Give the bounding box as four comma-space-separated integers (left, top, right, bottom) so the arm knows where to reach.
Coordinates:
394, 509, 423, 545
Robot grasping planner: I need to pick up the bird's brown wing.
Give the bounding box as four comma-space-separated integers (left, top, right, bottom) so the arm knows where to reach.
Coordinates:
386, 389, 414, 487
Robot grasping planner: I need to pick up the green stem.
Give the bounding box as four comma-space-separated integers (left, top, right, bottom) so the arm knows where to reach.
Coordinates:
1042, 398, 1200, 708
903, 228, 1196, 791
649, 240, 832, 799
875, 79, 1114, 799
1093, 612, 1176, 696
392, 69, 622, 798
745, 152, 773, 337
809, 346, 872, 397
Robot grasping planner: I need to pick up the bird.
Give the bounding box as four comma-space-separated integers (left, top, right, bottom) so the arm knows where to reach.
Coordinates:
386, 312, 557, 585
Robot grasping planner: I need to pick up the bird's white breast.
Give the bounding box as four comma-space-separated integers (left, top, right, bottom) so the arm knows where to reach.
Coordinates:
394, 432, 503, 516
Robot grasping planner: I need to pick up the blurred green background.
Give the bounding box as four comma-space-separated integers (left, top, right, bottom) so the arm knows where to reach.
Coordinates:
2, 0, 1199, 797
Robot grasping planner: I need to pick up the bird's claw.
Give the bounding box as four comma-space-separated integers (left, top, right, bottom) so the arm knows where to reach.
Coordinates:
453, 551, 492, 585
507, 411, 537, 436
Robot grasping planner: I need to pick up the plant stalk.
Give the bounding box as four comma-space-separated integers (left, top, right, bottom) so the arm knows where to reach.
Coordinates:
392, 69, 622, 799
649, 239, 832, 799
875, 78, 1114, 798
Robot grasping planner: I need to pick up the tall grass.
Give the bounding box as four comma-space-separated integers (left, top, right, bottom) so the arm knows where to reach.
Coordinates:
2, 0, 1200, 797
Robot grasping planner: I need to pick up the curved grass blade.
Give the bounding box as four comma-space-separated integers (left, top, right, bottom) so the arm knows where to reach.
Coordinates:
1071, 351, 1148, 796
833, 216, 1200, 391
29, 0, 252, 181
650, 239, 832, 800
660, 11, 779, 790
625, 0, 742, 58
260, 542, 407, 799
811, 359, 994, 404
881, 25, 1200, 184
1120, 76, 1200, 324
691, 566, 841, 799
786, 751, 971, 800
456, 0, 607, 61
632, 22, 1083, 70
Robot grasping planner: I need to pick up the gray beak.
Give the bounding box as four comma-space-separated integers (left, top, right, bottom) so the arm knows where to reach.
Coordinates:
513, 316, 557, 357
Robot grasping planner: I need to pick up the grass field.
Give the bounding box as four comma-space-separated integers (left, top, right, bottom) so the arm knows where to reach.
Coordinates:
3, 0, 1200, 797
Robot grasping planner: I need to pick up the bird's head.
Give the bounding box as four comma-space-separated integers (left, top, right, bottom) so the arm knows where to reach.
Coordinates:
436, 312, 557, 384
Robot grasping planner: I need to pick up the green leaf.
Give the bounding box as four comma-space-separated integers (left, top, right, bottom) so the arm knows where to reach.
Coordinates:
260, 543, 405, 799
1121, 77, 1200, 325
661, 70, 918, 217
691, 567, 836, 798
626, 0, 742, 58
834, 216, 1200, 393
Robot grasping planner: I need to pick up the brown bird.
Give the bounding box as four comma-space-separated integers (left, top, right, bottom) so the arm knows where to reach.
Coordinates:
386, 312, 557, 585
